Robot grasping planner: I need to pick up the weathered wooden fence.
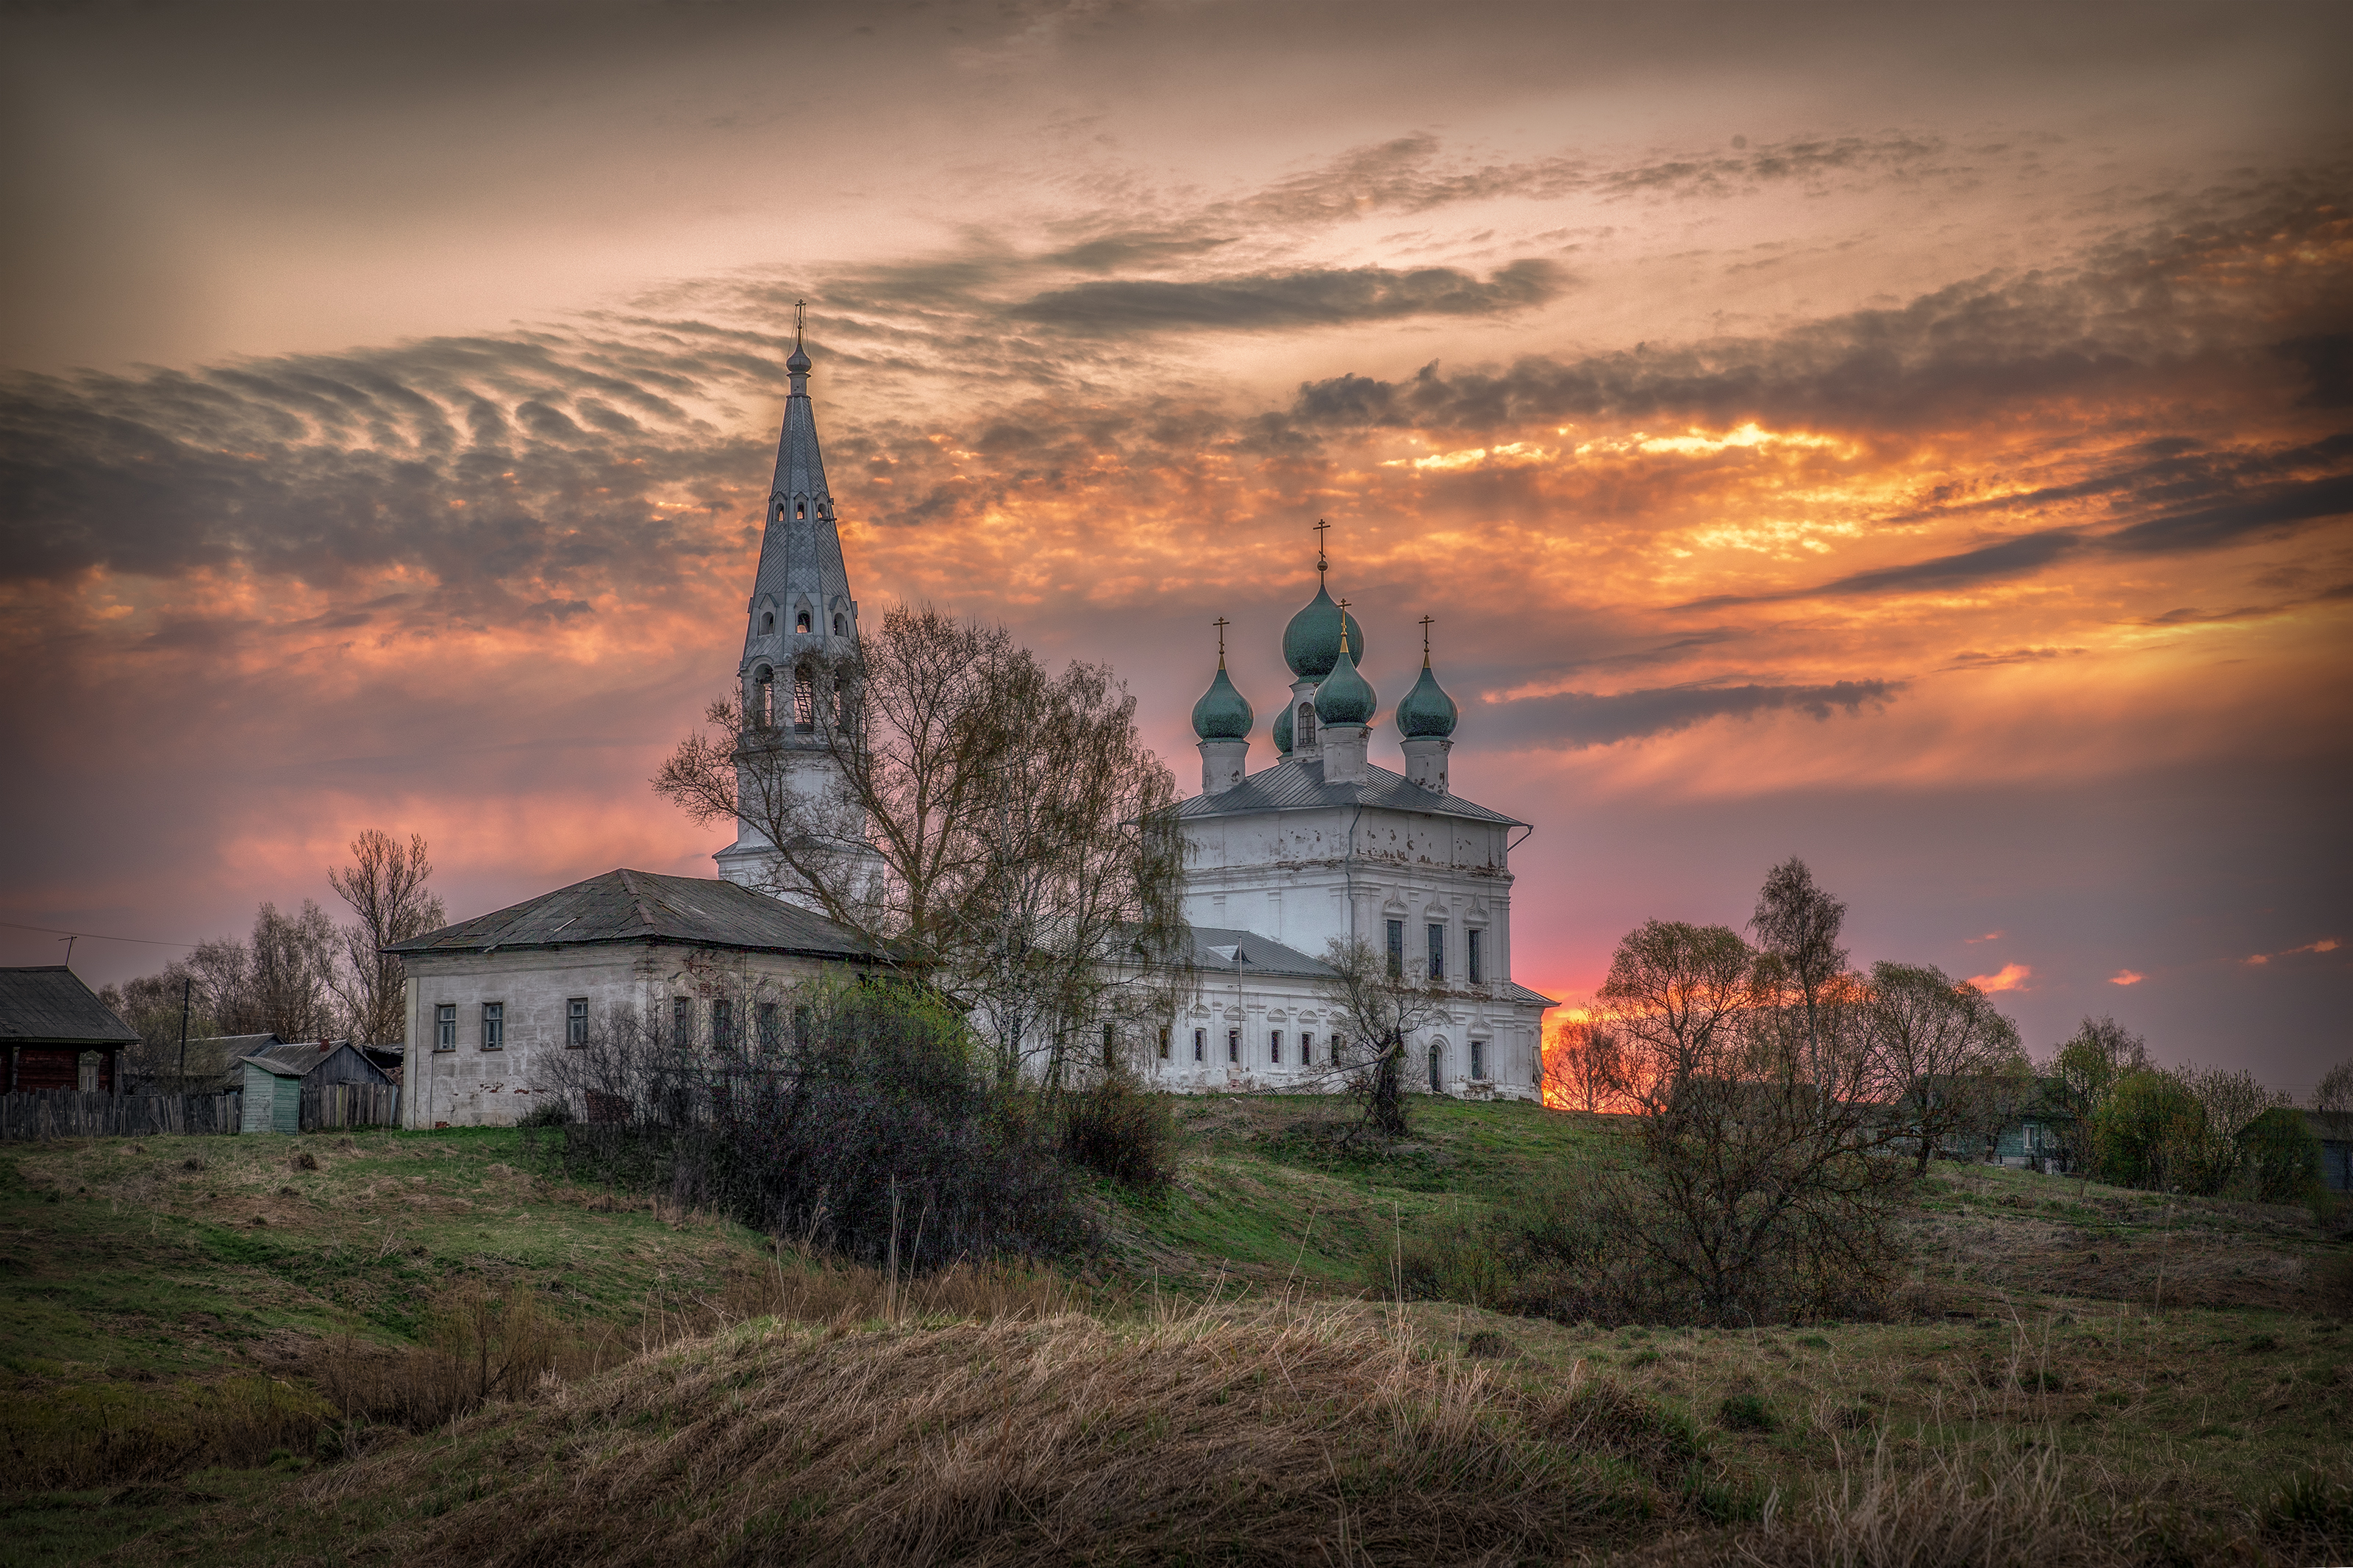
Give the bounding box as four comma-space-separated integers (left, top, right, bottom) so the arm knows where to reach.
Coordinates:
299, 1081, 399, 1132
0, 1090, 243, 1142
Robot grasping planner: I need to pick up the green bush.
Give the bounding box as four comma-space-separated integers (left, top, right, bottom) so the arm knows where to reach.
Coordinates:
2239, 1106, 2323, 1203
2091, 1070, 2204, 1190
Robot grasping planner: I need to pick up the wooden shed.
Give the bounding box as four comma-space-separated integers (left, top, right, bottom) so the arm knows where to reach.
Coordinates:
238, 1040, 394, 1134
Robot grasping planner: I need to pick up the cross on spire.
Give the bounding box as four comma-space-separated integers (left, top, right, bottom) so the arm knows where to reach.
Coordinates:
1313, 518, 1330, 580
1418, 615, 1434, 667
794, 299, 806, 350
1335, 598, 1352, 654
1213, 615, 1230, 668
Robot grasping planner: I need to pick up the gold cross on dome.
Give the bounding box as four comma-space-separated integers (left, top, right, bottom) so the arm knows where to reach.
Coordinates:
1419, 615, 1434, 665
1312, 518, 1331, 577
1213, 616, 1230, 666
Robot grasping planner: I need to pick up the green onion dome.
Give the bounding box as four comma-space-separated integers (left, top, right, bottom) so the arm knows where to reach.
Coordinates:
1272, 701, 1294, 753
1282, 584, 1365, 679
1190, 664, 1254, 741
1394, 661, 1459, 738
1313, 628, 1378, 726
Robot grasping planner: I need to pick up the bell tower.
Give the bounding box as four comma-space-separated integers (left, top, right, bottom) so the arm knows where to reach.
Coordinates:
715, 305, 871, 896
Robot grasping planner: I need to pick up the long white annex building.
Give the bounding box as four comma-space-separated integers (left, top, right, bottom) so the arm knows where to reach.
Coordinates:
397, 326, 1553, 1123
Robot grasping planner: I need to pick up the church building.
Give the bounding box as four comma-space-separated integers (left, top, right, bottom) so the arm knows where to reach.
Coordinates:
712, 329, 1554, 1100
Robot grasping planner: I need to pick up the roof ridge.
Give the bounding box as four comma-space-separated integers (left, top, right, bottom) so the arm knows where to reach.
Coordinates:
615, 868, 660, 934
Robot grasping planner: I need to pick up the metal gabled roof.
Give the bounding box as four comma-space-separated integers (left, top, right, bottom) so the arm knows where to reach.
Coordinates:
1176, 925, 1339, 979
386, 869, 887, 964
0, 967, 139, 1046
236, 1040, 393, 1083
1173, 756, 1525, 827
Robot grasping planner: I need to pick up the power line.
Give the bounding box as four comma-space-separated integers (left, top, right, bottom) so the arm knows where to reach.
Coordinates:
0, 919, 202, 950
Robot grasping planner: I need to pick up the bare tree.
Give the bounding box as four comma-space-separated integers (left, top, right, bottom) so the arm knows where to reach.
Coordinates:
250, 901, 340, 1040
1542, 1015, 1627, 1114
1315, 937, 1449, 1139
1749, 857, 1849, 1064
656, 604, 1186, 1085
1867, 962, 2029, 1174
2174, 1064, 2288, 1194
328, 829, 448, 1046
2315, 1060, 2353, 1114
1594, 900, 1907, 1324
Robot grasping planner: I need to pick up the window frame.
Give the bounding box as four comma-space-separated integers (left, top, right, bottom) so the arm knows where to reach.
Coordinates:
565, 997, 588, 1048
1427, 922, 1446, 983
1227, 1028, 1240, 1064
711, 998, 733, 1050
758, 1001, 780, 1051
1268, 1028, 1282, 1065
435, 1003, 456, 1051
1193, 1028, 1205, 1062
480, 1001, 504, 1051
1466, 928, 1484, 984
1299, 1031, 1313, 1067
1469, 1038, 1485, 1081
671, 996, 690, 1049
1385, 919, 1404, 978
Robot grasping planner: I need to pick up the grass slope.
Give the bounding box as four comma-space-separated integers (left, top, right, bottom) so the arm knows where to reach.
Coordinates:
2, 1098, 2349, 1565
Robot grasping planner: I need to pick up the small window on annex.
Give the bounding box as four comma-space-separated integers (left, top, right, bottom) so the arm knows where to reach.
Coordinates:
1469, 1039, 1485, 1081
758, 1002, 780, 1050
711, 999, 733, 1049
566, 997, 588, 1048
435, 1003, 456, 1050
1427, 923, 1446, 982
1299, 1031, 1313, 1066
1227, 1028, 1240, 1064
481, 1001, 504, 1050
671, 996, 691, 1048
1467, 928, 1484, 984
1385, 919, 1404, 978
795, 609, 812, 633
1193, 1028, 1206, 1062
1296, 702, 1318, 749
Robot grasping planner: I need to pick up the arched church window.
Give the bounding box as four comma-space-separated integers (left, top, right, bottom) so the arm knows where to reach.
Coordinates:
760, 610, 775, 635
796, 609, 812, 634
833, 612, 846, 637
752, 666, 775, 727
796, 499, 807, 520
793, 671, 816, 731
1297, 702, 1317, 749
1428, 1043, 1444, 1093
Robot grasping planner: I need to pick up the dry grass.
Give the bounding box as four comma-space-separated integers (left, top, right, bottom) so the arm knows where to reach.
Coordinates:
269, 1302, 1706, 1567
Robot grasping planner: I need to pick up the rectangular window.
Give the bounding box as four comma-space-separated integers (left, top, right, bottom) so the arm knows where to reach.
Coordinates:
758, 1002, 779, 1050
711, 998, 732, 1049
1300, 1031, 1313, 1066
1269, 1029, 1282, 1065
566, 997, 588, 1048
1467, 928, 1484, 984
1470, 1039, 1485, 1080
480, 1001, 504, 1050
435, 1004, 456, 1050
671, 996, 690, 1048
1427, 923, 1446, 982
1385, 919, 1404, 978
1227, 1028, 1240, 1064
1158, 1026, 1170, 1061
1102, 1021, 1116, 1069
1193, 1028, 1205, 1062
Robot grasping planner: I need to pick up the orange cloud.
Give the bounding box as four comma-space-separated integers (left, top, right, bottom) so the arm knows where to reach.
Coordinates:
2245, 938, 2341, 966
2109, 970, 2145, 987
1968, 964, 2032, 993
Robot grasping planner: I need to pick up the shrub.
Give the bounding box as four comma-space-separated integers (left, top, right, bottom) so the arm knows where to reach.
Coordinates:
1058, 1074, 1180, 1192
2092, 1070, 2204, 1190
515, 1098, 573, 1128
551, 979, 1088, 1270
2239, 1106, 2323, 1203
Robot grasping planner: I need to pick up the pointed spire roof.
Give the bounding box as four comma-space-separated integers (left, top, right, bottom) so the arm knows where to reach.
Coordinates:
741, 304, 857, 667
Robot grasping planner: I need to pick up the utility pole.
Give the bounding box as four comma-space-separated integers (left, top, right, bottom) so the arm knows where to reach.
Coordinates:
176, 975, 192, 1092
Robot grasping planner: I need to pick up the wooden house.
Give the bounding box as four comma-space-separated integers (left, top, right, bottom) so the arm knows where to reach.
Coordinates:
1, 966, 139, 1092
237, 1039, 394, 1134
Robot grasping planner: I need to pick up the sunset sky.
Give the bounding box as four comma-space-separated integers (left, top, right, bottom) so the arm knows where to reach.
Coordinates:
3, 1, 2347, 1091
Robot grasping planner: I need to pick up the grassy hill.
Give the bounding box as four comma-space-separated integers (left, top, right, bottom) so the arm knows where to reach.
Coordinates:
4, 1097, 2349, 1564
